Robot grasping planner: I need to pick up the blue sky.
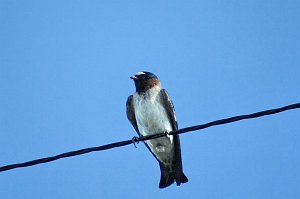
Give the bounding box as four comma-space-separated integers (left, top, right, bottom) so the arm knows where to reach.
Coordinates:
1, 0, 299, 198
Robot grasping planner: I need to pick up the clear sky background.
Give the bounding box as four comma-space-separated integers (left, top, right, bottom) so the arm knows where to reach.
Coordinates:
1, 1, 299, 198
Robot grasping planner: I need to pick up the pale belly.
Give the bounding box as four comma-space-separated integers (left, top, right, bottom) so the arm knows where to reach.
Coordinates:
134, 95, 175, 163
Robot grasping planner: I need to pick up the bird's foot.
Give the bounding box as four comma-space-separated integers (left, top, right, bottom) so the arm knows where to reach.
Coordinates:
131, 136, 140, 148
163, 130, 170, 136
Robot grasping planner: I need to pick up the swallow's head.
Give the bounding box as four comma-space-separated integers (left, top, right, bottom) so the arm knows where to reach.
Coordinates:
130, 71, 161, 92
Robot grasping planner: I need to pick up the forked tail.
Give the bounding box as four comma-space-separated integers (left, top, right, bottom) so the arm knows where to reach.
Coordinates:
159, 163, 188, 189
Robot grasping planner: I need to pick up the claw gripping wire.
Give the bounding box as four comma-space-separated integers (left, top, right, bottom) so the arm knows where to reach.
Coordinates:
0, 103, 299, 172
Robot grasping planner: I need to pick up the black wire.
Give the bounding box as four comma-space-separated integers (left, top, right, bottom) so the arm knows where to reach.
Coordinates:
0, 103, 299, 173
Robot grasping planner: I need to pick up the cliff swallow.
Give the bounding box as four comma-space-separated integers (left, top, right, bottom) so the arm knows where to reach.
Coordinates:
126, 71, 188, 188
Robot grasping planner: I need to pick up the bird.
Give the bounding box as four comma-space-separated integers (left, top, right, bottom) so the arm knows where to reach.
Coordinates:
126, 71, 188, 188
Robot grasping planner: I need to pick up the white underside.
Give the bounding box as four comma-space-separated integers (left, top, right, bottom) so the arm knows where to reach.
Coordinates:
133, 86, 175, 163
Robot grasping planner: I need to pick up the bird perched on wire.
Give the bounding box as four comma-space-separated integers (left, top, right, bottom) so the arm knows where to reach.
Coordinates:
126, 71, 188, 188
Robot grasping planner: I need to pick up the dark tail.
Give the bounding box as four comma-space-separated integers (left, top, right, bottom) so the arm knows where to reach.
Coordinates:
159, 163, 188, 189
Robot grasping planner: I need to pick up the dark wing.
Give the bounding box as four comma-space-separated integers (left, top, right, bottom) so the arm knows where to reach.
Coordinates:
126, 95, 141, 136
158, 89, 187, 185
158, 89, 178, 131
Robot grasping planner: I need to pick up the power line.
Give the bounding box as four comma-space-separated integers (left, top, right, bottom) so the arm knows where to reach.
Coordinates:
0, 102, 299, 173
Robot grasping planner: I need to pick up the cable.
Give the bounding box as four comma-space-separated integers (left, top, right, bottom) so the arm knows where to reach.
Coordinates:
0, 103, 299, 173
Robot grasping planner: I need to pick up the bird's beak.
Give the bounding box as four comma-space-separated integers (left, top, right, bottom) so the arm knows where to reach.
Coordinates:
130, 75, 138, 80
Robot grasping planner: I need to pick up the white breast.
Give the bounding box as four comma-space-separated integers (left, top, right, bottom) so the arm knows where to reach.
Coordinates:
133, 86, 175, 162
133, 87, 173, 137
